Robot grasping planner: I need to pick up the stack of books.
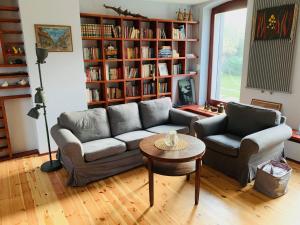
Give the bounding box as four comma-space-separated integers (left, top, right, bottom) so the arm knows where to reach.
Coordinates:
158, 46, 172, 58
86, 88, 101, 102
173, 25, 186, 39
159, 82, 168, 93
157, 28, 167, 39
125, 47, 139, 59
107, 87, 122, 99
141, 47, 154, 58
81, 24, 121, 38
124, 26, 140, 39
83, 47, 100, 60
86, 66, 102, 81
173, 63, 183, 75
126, 82, 139, 97
142, 64, 156, 78
125, 66, 138, 78
105, 65, 122, 80
141, 28, 154, 39
143, 82, 155, 95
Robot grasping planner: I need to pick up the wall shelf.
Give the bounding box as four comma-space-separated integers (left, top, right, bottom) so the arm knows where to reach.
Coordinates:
0, 84, 30, 90
0, 18, 21, 23
0, 72, 28, 78
81, 12, 199, 107
0, 6, 19, 11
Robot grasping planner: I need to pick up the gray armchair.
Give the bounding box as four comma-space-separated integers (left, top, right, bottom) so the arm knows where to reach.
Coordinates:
194, 102, 292, 186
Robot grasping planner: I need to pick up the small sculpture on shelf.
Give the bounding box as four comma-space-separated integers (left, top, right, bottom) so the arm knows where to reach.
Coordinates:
103, 4, 148, 19
105, 44, 118, 59
1, 81, 9, 87
176, 8, 194, 22
17, 79, 28, 86
6, 46, 24, 55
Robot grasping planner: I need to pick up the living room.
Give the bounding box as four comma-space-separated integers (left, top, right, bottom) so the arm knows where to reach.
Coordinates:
0, 0, 299, 224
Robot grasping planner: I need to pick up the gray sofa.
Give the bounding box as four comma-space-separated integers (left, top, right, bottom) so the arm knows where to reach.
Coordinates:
194, 102, 292, 187
51, 97, 198, 186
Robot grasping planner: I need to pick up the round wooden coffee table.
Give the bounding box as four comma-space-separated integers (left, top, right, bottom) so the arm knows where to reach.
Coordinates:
139, 134, 206, 206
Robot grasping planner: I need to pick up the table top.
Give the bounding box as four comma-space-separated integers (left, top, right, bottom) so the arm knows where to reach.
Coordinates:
139, 134, 206, 163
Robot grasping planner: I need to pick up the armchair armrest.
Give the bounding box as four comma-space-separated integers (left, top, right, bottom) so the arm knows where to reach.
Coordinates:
169, 108, 199, 135
241, 124, 292, 155
51, 124, 84, 165
193, 114, 227, 139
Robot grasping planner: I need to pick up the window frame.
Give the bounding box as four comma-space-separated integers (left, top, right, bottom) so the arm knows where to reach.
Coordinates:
207, 0, 248, 106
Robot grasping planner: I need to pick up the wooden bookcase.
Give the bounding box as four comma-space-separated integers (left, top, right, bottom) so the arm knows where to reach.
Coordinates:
80, 13, 199, 108
0, 5, 31, 157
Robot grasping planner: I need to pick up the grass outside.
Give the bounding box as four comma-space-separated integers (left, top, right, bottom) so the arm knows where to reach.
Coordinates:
219, 73, 242, 102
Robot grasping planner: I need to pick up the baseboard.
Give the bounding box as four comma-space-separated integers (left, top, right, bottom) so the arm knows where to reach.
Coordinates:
0, 149, 39, 162
287, 158, 300, 164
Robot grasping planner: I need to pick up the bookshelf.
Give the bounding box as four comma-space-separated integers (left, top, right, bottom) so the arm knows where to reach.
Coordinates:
80, 13, 199, 107
0, 4, 31, 158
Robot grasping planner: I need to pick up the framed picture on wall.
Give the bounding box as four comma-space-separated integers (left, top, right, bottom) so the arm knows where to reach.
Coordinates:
35, 24, 73, 52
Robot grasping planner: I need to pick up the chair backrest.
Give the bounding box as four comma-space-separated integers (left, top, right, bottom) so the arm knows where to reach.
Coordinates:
225, 102, 282, 137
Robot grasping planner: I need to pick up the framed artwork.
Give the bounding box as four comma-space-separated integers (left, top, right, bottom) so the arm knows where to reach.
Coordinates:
158, 63, 169, 76
251, 99, 282, 111
35, 24, 73, 52
254, 4, 299, 41
178, 78, 196, 105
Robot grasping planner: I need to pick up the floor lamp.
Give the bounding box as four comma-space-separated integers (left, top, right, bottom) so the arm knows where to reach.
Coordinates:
27, 44, 62, 172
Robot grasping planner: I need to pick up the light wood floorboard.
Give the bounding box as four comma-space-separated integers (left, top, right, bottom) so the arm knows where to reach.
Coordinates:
0, 154, 299, 225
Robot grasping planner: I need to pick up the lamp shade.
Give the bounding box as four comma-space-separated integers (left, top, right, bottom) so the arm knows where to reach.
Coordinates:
36, 45, 48, 64
27, 104, 43, 119
34, 87, 45, 104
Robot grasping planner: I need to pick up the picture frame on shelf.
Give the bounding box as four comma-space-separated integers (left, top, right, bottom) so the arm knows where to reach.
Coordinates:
178, 78, 196, 105
158, 63, 169, 76
35, 24, 73, 52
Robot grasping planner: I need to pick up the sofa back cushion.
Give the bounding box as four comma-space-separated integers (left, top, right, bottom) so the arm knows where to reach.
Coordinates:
225, 102, 281, 137
59, 108, 111, 143
139, 97, 172, 129
107, 102, 142, 136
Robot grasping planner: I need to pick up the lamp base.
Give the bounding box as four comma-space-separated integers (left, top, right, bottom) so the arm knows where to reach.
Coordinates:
41, 160, 62, 172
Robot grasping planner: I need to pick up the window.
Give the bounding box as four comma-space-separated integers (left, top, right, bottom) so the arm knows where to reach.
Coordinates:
207, 0, 247, 105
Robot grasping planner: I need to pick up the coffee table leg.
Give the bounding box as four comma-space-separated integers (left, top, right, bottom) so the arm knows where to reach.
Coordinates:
195, 159, 201, 205
148, 159, 154, 207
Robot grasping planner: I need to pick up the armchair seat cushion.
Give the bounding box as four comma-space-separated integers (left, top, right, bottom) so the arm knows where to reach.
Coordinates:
83, 138, 126, 162
115, 130, 155, 150
147, 124, 189, 134
204, 134, 241, 157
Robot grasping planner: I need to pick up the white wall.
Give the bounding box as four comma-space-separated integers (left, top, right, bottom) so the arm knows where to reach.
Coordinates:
19, 0, 87, 153
80, 0, 189, 19
240, 0, 300, 161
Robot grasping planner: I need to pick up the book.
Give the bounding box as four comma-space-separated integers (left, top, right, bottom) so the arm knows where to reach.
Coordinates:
142, 64, 156, 78
125, 66, 138, 78
158, 63, 169, 76
141, 46, 154, 58
86, 66, 102, 81
83, 47, 100, 60
105, 64, 122, 80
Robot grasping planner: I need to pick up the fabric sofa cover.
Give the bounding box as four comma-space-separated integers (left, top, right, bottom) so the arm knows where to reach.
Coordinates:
59, 108, 111, 143
115, 130, 154, 150
146, 124, 189, 134
139, 97, 172, 129
226, 102, 281, 137
194, 102, 292, 186
107, 102, 142, 136
82, 138, 126, 162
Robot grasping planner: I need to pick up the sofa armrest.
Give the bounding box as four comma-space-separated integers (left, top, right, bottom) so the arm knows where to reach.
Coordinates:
51, 124, 84, 165
169, 108, 199, 135
193, 114, 227, 139
241, 124, 292, 154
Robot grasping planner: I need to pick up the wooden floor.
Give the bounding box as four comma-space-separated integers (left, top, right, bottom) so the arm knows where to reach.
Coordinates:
0, 154, 300, 225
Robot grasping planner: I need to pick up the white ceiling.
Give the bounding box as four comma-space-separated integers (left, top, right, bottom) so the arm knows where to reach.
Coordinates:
142, 0, 211, 5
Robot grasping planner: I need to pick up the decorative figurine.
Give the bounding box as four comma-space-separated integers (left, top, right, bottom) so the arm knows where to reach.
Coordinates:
183, 9, 188, 21
17, 79, 28, 86
176, 9, 184, 21
1, 81, 9, 87
188, 8, 193, 22
103, 4, 148, 19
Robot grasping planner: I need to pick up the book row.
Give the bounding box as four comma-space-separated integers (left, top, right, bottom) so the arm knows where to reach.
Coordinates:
126, 82, 139, 97
81, 24, 121, 38
83, 47, 100, 60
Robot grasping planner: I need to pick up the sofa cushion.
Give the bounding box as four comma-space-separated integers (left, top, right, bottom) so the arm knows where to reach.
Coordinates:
225, 102, 281, 137
107, 102, 142, 136
147, 124, 189, 134
115, 130, 154, 150
139, 97, 172, 129
59, 108, 111, 143
82, 138, 126, 162
204, 134, 241, 157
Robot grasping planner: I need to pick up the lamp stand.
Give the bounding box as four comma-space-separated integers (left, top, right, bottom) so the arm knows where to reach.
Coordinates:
37, 62, 62, 172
